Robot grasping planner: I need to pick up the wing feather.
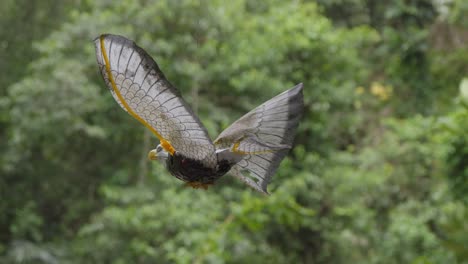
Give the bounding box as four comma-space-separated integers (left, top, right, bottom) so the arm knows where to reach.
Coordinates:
215, 84, 304, 193
95, 34, 216, 165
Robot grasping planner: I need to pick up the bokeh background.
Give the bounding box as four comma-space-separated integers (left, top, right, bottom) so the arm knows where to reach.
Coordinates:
1, 0, 467, 263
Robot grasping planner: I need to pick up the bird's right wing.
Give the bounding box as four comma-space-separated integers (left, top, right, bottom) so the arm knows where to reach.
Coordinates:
214, 84, 304, 194
94, 34, 216, 166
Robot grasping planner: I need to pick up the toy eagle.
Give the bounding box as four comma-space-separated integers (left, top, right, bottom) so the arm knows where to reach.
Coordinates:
94, 34, 303, 194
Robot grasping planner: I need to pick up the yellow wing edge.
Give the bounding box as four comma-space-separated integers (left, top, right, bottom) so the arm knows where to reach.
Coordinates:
231, 139, 276, 155
99, 36, 175, 155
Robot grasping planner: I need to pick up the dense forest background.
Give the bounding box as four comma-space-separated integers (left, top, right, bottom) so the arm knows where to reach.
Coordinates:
1, 0, 467, 263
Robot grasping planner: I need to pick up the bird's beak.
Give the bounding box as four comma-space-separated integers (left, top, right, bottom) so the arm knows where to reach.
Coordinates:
148, 149, 158, 160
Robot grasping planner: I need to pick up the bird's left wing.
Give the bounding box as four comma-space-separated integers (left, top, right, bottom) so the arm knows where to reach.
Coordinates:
94, 34, 215, 165
215, 84, 304, 194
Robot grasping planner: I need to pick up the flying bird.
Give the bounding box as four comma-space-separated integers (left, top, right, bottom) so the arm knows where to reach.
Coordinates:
94, 34, 303, 194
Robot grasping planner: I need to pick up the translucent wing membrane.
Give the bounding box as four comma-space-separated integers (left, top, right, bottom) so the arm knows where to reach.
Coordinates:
95, 34, 216, 166
215, 84, 304, 193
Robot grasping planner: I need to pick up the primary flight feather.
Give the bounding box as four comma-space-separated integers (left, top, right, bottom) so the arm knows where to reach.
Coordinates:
94, 34, 303, 194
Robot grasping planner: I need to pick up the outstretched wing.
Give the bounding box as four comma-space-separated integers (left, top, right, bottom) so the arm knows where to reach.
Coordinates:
215, 84, 304, 194
94, 34, 216, 165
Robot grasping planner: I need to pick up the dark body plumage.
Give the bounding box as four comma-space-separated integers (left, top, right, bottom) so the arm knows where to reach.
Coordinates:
166, 153, 233, 184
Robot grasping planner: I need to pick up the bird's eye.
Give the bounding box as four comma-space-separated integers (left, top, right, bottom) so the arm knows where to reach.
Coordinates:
156, 145, 163, 152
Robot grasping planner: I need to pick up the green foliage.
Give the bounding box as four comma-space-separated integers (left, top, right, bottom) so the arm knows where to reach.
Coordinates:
448, 0, 468, 27
434, 80, 468, 204
1, 0, 467, 263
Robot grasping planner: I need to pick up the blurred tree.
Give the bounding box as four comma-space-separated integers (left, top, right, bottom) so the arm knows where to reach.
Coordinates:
0, 0, 89, 250
0, 0, 466, 263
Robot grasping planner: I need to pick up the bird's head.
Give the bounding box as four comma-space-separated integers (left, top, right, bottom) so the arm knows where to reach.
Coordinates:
148, 144, 169, 164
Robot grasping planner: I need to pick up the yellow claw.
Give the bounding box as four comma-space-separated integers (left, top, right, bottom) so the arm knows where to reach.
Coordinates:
185, 182, 213, 190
